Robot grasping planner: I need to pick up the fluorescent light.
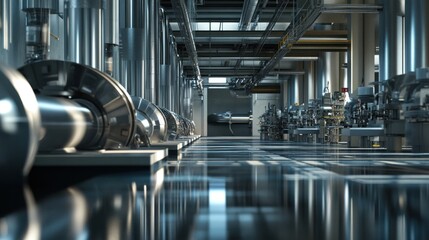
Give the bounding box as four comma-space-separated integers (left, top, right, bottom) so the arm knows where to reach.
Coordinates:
208, 77, 227, 84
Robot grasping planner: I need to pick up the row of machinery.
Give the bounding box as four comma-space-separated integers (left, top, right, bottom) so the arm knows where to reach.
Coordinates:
258, 68, 429, 153
259, 91, 345, 144
0, 60, 196, 181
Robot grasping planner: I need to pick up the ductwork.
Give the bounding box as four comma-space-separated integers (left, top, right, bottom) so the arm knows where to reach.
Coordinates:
65, 0, 105, 71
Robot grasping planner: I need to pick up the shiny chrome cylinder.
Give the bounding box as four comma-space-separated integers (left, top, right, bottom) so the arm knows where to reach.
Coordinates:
305, 61, 315, 101
169, 37, 178, 111
0, 64, 40, 178
317, 52, 339, 98
380, 0, 403, 81
120, 0, 145, 97
36, 96, 103, 151
65, 0, 105, 71
105, 0, 119, 78
144, 0, 160, 104
159, 8, 171, 108
405, 0, 429, 72
105, 0, 119, 45
0, 0, 26, 68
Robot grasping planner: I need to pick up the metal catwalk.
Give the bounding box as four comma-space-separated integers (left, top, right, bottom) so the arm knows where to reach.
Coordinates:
1, 137, 429, 239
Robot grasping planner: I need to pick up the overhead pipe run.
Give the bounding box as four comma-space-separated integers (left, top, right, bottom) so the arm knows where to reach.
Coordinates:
248, 0, 323, 92
238, 0, 258, 31
170, 0, 203, 96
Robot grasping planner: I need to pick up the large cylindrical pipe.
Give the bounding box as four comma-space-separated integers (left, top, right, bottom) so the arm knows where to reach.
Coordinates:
1, 0, 26, 68
380, 0, 403, 81
66, 0, 105, 71
317, 52, 340, 98
405, 0, 429, 73
0, 64, 40, 179
169, 36, 178, 111
36, 96, 103, 151
120, 0, 145, 97
144, 0, 160, 103
105, 0, 120, 78
305, 61, 315, 101
159, 8, 170, 108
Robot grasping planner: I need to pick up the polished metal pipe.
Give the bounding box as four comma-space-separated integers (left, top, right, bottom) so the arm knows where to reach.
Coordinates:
144, 0, 160, 103
105, 0, 119, 78
36, 96, 103, 151
405, 0, 429, 72
120, 0, 145, 97
380, 0, 403, 81
1, 0, 26, 68
159, 8, 171, 108
65, 0, 104, 71
169, 36, 178, 111
317, 52, 339, 98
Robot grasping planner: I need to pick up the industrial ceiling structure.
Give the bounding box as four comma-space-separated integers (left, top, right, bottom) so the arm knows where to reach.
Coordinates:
160, 0, 380, 91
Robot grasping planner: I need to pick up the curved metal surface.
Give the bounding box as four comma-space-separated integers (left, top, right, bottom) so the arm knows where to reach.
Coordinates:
18, 60, 135, 149
0, 65, 40, 177
132, 97, 167, 143
161, 107, 181, 140
36, 96, 104, 151
135, 110, 153, 146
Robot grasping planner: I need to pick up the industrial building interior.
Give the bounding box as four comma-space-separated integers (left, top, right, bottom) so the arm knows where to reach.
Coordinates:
1, 0, 429, 239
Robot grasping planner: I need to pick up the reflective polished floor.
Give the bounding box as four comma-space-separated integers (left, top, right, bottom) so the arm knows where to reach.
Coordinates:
2, 137, 429, 240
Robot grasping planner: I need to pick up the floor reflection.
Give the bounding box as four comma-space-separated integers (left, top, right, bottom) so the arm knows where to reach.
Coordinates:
1, 137, 429, 239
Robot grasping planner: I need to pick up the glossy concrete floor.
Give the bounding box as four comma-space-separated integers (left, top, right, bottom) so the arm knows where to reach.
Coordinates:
1, 137, 429, 240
